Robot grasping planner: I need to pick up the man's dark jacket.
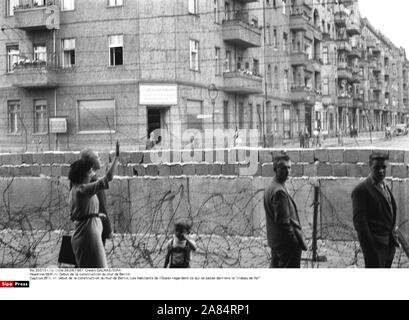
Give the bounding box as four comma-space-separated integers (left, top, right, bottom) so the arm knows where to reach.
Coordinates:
352, 177, 398, 249
264, 179, 307, 251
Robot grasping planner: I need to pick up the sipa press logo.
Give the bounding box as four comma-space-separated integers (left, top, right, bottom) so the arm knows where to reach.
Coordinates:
0, 281, 30, 288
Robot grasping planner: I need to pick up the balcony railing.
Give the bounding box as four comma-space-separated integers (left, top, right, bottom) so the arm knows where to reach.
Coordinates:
290, 51, 309, 66
338, 96, 353, 108
337, 40, 352, 52
223, 70, 263, 95
222, 15, 261, 48
334, 10, 348, 27
8, 53, 60, 88
14, 0, 59, 30
290, 86, 320, 104
346, 22, 361, 36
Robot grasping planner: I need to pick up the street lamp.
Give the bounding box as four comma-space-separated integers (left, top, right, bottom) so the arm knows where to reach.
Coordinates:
208, 84, 219, 148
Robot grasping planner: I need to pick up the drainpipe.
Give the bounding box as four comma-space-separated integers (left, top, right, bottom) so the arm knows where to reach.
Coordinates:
262, 0, 267, 147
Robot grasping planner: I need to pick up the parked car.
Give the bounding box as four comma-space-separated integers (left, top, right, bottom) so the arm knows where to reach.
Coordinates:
394, 124, 409, 136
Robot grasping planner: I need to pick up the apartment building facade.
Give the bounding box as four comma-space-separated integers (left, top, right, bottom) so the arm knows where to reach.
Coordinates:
0, 0, 408, 152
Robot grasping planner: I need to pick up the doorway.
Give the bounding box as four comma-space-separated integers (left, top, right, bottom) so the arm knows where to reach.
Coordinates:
147, 107, 170, 146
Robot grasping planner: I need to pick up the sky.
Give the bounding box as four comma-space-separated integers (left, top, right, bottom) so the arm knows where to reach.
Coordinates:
358, 0, 409, 53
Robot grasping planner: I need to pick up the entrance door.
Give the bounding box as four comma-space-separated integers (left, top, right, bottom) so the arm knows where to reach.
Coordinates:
147, 107, 170, 146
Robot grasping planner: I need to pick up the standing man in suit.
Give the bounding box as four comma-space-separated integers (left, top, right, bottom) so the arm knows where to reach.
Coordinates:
264, 153, 308, 268
352, 152, 399, 268
80, 148, 113, 246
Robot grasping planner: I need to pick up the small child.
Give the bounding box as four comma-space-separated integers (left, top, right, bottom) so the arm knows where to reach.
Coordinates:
164, 222, 197, 268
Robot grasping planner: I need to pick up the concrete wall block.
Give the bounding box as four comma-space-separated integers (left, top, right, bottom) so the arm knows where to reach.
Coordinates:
158, 164, 171, 177
132, 165, 146, 177
259, 150, 273, 164
317, 163, 332, 177
170, 164, 182, 176
391, 165, 408, 179
40, 165, 52, 177
291, 164, 303, 177
51, 165, 63, 177
286, 150, 300, 163
261, 164, 275, 177
129, 152, 143, 164
332, 164, 347, 177
357, 149, 373, 163
303, 164, 316, 177
43, 153, 54, 165
328, 149, 344, 163
0, 167, 12, 177
53, 153, 65, 164
404, 151, 409, 164
300, 150, 315, 163
222, 164, 237, 176
389, 150, 405, 163
117, 164, 126, 176
142, 152, 152, 164
347, 164, 361, 178
314, 149, 329, 163
171, 150, 182, 163
31, 165, 41, 177
343, 150, 359, 163
21, 153, 34, 164
196, 164, 209, 176
145, 165, 159, 176
61, 165, 70, 177
181, 164, 196, 176
119, 152, 132, 165
64, 152, 79, 165
2, 154, 20, 165
209, 164, 222, 176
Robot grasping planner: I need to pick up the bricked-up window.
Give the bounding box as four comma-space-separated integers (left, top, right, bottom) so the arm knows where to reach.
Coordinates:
189, 40, 199, 71
6, 45, 19, 73
6, 0, 19, 16
34, 100, 48, 134
108, 0, 123, 6
188, 0, 198, 14
8, 101, 20, 134
187, 100, 203, 131
109, 35, 123, 66
61, 0, 75, 11
78, 100, 116, 133
62, 39, 75, 68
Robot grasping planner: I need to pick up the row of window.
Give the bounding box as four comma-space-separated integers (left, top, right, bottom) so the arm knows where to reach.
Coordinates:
6, 35, 123, 72
6, 0, 122, 16
6, 99, 116, 134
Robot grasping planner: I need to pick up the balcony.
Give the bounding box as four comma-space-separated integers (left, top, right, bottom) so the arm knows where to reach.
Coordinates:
222, 19, 261, 48
338, 96, 353, 108
289, 14, 310, 31
223, 71, 263, 95
290, 51, 309, 66
367, 39, 376, 48
348, 48, 361, 59
351, 72, 362, 84
338, 65, 353, 81
370, 80, 382, 92
236, 0, 259, 3
290, 86, 318, 105
347, 22, 361, 36
14, 0, 60, 31
337, 40, 352, 52
373, 45, 381, 54
8, 53, 59, 88
322, 31, 332, 41
334, 11, 348, 27
384, 84, 391, 93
